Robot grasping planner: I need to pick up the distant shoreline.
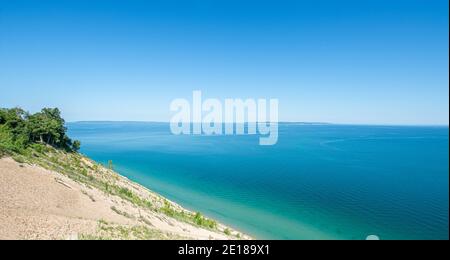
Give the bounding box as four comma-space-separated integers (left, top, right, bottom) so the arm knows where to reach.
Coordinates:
67, 121, 450, 129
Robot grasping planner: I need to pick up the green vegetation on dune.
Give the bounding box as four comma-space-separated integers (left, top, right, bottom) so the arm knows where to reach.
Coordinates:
80, 220, 186, 240
1, 106, 226, 234
160, 200, 218, 229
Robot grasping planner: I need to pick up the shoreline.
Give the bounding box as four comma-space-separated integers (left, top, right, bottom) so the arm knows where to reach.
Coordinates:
0, 153, 251, 240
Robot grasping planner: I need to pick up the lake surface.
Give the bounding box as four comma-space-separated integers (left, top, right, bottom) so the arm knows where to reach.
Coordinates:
68, 122, 449, 240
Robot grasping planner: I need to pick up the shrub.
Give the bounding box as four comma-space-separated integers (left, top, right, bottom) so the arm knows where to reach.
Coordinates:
72, 140, 81, 152
193, 212, 217, 229
12, 155, 26, 164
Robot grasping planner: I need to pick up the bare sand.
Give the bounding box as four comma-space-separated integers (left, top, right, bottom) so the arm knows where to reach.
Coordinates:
0, 157, 249, 240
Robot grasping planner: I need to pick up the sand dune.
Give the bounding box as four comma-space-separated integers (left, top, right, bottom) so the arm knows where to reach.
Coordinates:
0, 157, 248, 240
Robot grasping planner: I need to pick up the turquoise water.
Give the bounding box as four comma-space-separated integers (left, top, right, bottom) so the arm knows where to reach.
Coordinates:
68, 122, 449, 240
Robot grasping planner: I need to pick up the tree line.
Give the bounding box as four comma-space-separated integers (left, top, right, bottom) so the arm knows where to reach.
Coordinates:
0, 107, 80, 154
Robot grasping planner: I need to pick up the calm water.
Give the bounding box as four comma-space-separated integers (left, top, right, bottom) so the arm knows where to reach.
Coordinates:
68, 122, 449, 240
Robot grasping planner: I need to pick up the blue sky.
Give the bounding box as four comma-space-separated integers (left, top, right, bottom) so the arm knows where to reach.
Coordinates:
0, 0, 448, 124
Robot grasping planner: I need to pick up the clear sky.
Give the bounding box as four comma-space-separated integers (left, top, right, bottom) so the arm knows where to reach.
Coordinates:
0, 0, 448, 124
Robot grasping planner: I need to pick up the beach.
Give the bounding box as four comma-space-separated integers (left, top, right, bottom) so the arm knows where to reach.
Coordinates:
0, 157, 249, 240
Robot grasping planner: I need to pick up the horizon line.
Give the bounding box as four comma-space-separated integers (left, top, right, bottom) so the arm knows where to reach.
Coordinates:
67, 121, 450, 127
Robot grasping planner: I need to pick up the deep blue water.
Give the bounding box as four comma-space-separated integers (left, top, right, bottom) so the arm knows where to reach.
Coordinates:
68, 122, 449, 240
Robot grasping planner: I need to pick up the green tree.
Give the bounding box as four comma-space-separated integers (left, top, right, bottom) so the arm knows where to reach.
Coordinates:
0, 107, 80, 154
72, 140, 81, 152
0, 108, 30, 152
0, 107, 27, 131
26, 108, 72, 148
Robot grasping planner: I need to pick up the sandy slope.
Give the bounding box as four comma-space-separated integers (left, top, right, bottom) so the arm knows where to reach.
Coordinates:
0, 157, 249, 240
